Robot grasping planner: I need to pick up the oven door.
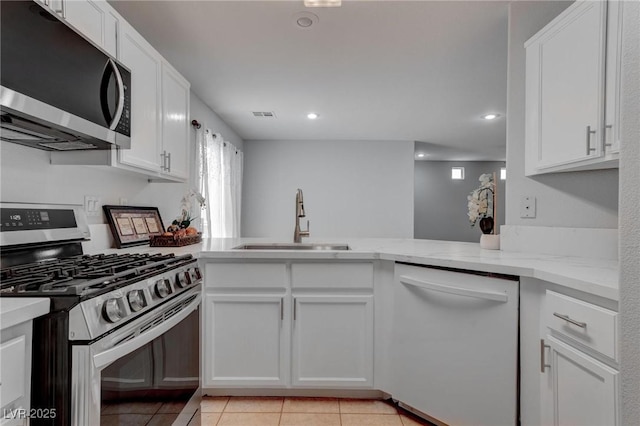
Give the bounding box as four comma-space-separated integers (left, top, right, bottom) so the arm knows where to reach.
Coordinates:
71, 287, 201, 426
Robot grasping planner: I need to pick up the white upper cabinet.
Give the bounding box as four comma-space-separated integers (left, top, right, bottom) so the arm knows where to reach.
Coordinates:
525, 0, 623, 175
160, 62, 191, 180
118, 20, 163, 174
48, 0, 191, 183
604, 0, 623, 154
63, 0, 118, 58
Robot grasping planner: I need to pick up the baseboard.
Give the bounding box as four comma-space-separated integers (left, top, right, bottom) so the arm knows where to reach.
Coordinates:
201, 388, 386, 398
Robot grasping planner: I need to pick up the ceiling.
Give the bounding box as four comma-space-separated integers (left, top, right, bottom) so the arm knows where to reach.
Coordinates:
109, 0, 509, 161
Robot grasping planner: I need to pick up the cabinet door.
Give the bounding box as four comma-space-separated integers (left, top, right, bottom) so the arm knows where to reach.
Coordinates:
291, 295, 373, 388
541, 335, 618, 426
64, 0, 118, 57
117, 21, 162, 173
203, 294, 288, 387
525, 1, 607, 173
0, 335, 27, 413
161, 62, 190, 180
604, 0, 623, 154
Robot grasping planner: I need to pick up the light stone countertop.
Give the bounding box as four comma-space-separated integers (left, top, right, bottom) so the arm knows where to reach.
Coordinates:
197, 238, 619, 301
91, 237, 619, 301
0, 298, 50, 330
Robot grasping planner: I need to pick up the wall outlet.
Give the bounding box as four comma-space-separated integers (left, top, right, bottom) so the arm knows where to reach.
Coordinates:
84, 195, 101, 217
520, 196, 536, 218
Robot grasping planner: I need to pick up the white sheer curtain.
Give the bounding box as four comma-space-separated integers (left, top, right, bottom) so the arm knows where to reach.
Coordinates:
196, 129, 243, 238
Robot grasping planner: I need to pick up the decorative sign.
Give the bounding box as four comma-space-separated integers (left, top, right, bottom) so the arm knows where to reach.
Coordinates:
103, 205, 165, 248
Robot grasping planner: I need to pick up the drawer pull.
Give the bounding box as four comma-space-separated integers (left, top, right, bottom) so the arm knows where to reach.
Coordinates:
553, 312, 587, 328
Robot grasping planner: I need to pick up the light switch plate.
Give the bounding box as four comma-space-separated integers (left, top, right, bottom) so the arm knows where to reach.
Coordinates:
84, 195, 101, 217
520, 196, 536, 218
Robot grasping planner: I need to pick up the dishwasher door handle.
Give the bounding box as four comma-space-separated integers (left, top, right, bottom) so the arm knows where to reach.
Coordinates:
399, 275, 508, 302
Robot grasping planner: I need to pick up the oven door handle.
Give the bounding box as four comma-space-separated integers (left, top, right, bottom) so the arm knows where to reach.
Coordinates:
93, 293, 201, 370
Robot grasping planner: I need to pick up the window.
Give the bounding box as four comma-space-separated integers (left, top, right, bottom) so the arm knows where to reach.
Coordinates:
451, 167, 465, 180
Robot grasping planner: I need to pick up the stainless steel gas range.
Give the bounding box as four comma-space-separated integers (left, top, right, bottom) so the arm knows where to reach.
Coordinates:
0, 203, 202, 425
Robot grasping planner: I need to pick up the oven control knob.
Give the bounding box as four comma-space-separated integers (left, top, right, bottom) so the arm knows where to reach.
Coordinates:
176, 271, 191, 288
154, 279, 171, 298
128, 290, 145, 312
103, 298, 125, 323
190, 267, 202, 282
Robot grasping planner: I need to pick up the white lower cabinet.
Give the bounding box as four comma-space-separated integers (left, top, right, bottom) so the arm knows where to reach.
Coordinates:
539, 289, 619, 426
202, 261, 374, 390
0, 323, 32, 426
203, 294, 288, 387
291, 295, 373, 388
541, 335, 618, 426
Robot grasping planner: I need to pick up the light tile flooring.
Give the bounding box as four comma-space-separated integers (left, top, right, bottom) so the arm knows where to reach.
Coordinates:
188, 397, 434, 426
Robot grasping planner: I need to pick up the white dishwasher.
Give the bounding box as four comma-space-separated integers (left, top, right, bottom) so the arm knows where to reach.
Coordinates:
391, 263, 519, 426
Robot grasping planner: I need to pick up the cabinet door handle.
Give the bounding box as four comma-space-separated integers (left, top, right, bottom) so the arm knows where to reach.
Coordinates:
167, 152, 171, 173
280, 298, 284, 322
540, 339, 551, 373
160, 151, 167, 171
585, 126, 597, 155
293, 298, 297, 321
52, 0, 65, 18
553, 312, 587, 328
604, 124, 613, 148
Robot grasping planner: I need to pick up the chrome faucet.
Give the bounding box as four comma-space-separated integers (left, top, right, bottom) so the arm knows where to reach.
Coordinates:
293, 188, 309, 243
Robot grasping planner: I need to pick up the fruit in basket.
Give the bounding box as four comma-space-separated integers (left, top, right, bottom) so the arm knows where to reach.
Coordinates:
175, 228, 187, 238
162, 232, 173, 237
167, 224, 180, 233
185, 227, 198, 236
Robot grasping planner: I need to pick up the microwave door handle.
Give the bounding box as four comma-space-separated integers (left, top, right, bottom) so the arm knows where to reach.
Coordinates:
108, 59, 125, 131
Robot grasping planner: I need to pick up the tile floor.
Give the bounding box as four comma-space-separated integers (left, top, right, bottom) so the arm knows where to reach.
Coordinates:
187, 397, 434, 426
101, 400, 186, 426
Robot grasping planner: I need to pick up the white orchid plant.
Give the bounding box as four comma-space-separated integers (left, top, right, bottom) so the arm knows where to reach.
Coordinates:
171, 189, 206, 230
467, 173, 495, 228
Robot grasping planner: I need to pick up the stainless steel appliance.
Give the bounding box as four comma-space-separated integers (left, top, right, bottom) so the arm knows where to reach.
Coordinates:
0, 1, 131, 151
0, 203, 201, 425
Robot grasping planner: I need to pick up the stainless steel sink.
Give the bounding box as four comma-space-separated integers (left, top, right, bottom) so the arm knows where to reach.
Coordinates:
232, 243, 350, 251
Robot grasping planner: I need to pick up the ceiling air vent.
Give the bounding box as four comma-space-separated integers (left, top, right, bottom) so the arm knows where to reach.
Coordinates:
252, 111, 277, 118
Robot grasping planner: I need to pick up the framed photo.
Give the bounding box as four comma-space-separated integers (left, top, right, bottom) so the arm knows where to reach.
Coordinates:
103, 205, 165, 248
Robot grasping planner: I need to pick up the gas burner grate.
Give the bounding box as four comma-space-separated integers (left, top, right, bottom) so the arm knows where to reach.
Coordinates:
0, 253, 193, 296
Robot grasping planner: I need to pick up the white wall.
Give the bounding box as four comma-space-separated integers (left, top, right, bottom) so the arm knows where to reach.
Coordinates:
619, 1, 640, 423
0, 90, 243, 242
505, 1, 619, 229
242, 139, 414, 239
415, 161, 506, 242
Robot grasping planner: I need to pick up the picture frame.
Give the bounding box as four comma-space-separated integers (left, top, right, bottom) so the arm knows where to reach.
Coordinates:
102, 205, 165, 248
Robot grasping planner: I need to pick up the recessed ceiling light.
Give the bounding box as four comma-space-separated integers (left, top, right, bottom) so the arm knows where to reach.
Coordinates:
417, 153, 425, 158
304, 0, 341, 7
293, 11, 319, 29
481, 113, 500, 120
307, 113, 318, 119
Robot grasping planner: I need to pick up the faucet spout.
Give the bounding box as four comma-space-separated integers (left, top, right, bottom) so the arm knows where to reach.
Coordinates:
294, 189, 310, 243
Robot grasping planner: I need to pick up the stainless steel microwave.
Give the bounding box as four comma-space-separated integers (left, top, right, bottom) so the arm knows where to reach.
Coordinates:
0, 0, 131, 151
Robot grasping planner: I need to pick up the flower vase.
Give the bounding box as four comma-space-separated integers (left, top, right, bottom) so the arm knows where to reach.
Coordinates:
480, 234, 500, 250
478, 217, 500, 249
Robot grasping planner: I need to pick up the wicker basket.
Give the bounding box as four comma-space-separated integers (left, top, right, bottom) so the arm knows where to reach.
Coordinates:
149, 233, 202, 247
